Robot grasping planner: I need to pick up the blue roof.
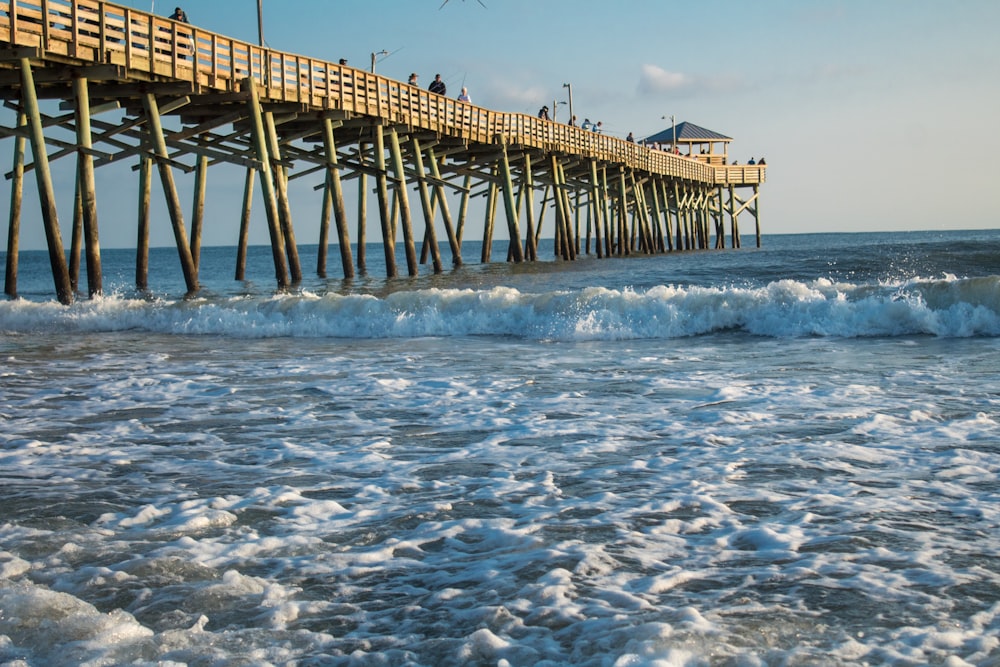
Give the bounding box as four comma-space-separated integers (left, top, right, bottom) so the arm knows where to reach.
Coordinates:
643, 121, 732, 145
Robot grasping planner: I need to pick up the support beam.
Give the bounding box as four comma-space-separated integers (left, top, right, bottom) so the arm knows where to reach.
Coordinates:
410, 136, 443, 273
356, 142, 368, 274
498, 142, 524, 263
372, 123, 396, 277
142, 92, 198, 294
522, 152, 538, 261
264, 111, 302, 282
388, 128, 418, 276
190, 151, 207, 271
426, 147, 462, 266
21, 59, 73, 304
482, 166, 498, 263
4, 109, 26, 299
73, 76, 102, 298
136, 140, 151, 290
243, 77, 290, 288
235, 166, 255, 280
321, 117, 354, 278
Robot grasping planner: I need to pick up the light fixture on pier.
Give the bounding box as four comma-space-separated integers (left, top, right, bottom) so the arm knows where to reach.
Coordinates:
662, 114, 676, 148
562, 83, 574, 125
370, 50, 388, 72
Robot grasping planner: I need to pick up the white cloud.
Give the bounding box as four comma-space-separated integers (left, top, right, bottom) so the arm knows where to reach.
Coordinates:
637, 64, 690, 94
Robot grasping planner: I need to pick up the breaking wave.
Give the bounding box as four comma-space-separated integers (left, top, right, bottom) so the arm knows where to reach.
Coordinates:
3, 275, 999, 340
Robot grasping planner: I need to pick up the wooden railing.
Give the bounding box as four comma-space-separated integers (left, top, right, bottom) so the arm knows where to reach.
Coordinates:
0, 0, 765, 186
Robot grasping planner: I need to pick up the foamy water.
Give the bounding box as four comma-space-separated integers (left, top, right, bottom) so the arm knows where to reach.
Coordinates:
2, 231, 1000, 665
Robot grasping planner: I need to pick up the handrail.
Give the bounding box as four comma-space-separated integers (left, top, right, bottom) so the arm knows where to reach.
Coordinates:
0, 0, 764, 186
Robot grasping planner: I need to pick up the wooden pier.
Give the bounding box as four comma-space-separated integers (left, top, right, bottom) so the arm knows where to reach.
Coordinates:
0, 0, 766, 304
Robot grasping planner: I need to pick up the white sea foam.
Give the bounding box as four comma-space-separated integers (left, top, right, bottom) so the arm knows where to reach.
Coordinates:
2, 275, 999, 341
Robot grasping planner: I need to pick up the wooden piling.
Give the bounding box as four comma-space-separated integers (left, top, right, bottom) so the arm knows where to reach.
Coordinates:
372, 123, 396, 277
73, 76, 102, 297
4, 109, 26, 299
142, 92, 198, 294
190, 152, 207, 271
482, 166, 498, 263
498, 143, 524, 263
264, 111, 302, 282
754, 185, 761, 248
70, 178, 82, 293
589, 159, 604, 259
235, 166, 255, 280
356, 142, 368, 274
136, 141, 151, 290
322, 117, 354, 278
426, 148, 462, 266
21, 59, 73, 304
522, 153, 538, 261
243, 77, 290, 288
388, 128, 418, 276
410, 136, 443, 273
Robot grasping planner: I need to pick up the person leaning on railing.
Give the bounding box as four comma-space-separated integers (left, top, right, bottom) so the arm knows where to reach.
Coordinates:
164, 6, 192, 60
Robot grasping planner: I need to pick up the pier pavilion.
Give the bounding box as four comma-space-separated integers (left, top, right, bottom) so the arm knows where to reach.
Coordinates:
1, 0, 766, 304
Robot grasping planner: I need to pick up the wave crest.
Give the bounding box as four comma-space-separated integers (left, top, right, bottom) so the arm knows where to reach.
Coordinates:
2, 276, 999, 340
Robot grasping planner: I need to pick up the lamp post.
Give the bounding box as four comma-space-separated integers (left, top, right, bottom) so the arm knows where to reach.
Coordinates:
257, 0, 264, 46
370, 50, 388, 73
562, 82, 573, 125
661, 114, 676, 149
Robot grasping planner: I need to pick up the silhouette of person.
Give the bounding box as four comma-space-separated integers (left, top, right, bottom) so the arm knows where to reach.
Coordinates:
626, 132, 635, 142
169, 6, 188, 22
408, 73, 418, 86
538, 105, 549, 120
429, 74, 446, 95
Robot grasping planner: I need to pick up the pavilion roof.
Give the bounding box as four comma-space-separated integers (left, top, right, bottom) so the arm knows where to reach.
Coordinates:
643, 121, 732, 145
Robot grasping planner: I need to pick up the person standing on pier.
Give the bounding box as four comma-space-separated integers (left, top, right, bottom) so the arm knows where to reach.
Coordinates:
429, 74, 447, 95
169, 7, 188, 22
408, 73, 419, 86
538, 105, 550, 120
458, 87, 471, 103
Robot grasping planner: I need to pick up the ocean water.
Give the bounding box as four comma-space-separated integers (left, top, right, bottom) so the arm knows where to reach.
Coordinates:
1, 230, 1000, 666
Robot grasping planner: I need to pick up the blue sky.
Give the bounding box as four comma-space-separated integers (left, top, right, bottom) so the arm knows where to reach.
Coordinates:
6, 0, 1000, 250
